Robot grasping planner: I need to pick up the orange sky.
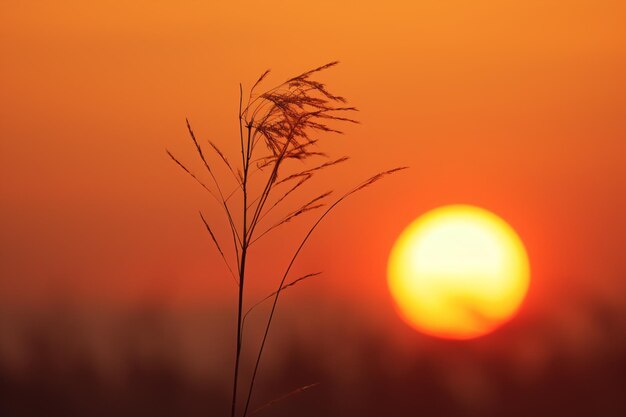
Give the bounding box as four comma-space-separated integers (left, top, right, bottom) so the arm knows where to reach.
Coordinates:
1, 0, 625, 319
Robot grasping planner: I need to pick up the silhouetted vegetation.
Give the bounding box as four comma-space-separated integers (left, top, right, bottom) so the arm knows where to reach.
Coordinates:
167, 62, 404, 416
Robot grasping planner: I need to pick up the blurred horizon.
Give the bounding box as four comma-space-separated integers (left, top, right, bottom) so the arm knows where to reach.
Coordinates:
1, 290, 625, 416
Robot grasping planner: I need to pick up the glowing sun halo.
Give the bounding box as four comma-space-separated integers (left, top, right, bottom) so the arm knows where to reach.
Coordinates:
387, 205, 530, 340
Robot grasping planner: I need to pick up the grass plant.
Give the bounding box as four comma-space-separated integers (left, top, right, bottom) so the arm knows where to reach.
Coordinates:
168, 62, 405, 417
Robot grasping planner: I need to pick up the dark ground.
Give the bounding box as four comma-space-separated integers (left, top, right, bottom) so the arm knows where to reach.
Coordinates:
1, 301, 625, 417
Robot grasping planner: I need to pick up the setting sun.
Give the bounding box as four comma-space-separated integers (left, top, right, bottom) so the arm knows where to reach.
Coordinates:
388, 205, 530, 340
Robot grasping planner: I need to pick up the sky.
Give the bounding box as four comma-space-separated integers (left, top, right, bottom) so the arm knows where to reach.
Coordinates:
1, 1, 625, 416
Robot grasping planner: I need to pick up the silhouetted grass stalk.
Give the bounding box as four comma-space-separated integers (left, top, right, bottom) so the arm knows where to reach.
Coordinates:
167, 62, 406, 417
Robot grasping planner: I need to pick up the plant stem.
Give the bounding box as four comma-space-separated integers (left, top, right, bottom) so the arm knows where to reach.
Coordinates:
231, 87, 249, 417
242, 196, 343, 417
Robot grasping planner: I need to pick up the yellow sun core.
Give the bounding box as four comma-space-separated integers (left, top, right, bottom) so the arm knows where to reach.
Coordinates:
387, 205, 530, 340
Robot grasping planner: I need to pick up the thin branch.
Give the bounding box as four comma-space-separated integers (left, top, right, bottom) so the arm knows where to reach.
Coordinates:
245, 115, 306, 243
251, 383, 320, 415
276, 156, 349, 185
250, 191, 332, 245
253, 156, 349, 224
241, 272, 321, 331
166, 150, 219, 202
186, 119, 243, 249
208, 140, 242, 188
242, 166, 408, 416
199, 211, 238, 285
256, 174, 312, 223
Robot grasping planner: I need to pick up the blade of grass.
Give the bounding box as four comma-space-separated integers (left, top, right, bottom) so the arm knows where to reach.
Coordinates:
251, 383, 319, 415
241, 272, 321, 333
199, 211, 238, 285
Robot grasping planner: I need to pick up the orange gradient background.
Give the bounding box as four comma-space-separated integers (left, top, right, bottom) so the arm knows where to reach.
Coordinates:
2, 0, 625, 311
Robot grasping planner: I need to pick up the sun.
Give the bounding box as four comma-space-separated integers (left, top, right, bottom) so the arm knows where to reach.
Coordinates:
387, 205, 530, 340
